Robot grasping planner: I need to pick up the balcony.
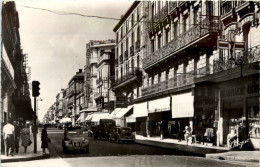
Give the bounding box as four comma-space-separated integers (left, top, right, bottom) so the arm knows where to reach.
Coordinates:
125, 50, 128, 60
213, 45, 260, 73
90, 57, 98, 65
113, 67, 142, 88
98, 53, 110, 66
130, 45, 134, 56
221, 1, 250, 20
68, 90, 75, 97
168, 1, 177, 13
135, 40, 140, 52
142, 73, 194, 97
143, 17, 219, 69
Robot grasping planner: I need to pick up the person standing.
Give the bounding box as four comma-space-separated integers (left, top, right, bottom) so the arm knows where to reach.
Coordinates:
20, 124, 31, 153
14, 121, 21, 153
41, 124, 49, 154
3, 119, 15, 156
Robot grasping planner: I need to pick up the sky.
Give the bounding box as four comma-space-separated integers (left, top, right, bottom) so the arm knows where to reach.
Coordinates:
15, 0, 133, 121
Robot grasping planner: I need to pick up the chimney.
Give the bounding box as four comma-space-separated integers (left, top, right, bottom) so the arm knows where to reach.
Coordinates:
79, 69, 83, 73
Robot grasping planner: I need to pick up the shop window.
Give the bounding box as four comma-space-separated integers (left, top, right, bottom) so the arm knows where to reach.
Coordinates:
249, 106, 260, 138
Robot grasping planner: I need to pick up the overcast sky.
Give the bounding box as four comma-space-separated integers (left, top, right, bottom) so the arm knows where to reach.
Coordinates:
15, 0, 133, 121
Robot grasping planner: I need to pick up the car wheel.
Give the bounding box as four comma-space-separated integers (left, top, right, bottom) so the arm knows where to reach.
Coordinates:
86, 146, 89, 153
63, 145, 67, 153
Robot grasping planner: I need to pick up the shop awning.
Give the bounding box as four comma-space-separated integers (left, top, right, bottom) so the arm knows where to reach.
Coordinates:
115, 105, 133, 119
171, 92, 194, 118
148, 96, 170, 113
134, 102, 148, 118
126, 114, 136, 123
108, 108, 121, 119
91, 113, 110, 122
60, 117, 72, 123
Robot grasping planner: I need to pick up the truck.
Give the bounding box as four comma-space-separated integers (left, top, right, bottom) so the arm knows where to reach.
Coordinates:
91, 119, 116, 140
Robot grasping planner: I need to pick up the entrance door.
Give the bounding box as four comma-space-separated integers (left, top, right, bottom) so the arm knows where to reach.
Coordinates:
223, 100, 244, 145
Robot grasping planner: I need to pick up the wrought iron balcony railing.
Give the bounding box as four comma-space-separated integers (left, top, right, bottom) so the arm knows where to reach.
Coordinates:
143, 17, 218, 68
213, 45, 260, 73
130, 45, 134, 56
168, 1, 177, 13
141, 72, 195, 97
114, 67, 142, 86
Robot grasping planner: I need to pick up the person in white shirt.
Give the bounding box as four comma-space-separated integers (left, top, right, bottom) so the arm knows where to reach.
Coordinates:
3, 119, 15, 156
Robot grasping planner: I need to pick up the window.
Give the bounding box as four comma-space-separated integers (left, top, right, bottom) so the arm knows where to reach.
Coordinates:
121, 27, 123, 38
137, 56, 140, 68
166, 69, 169, 80
126, 37, 129, 51
121, 43, 123, 56
151, 39, 155, 53
137, 7, 139, 21
137, 87, 139, 97
132, 32, 135, 46
165, 28, 169, 44
116, 32, 119, 43
137, 26, 140, 41
174, 22, 178, 39
126, 21, 128, 33
131, 14, 134, 27
183, 16, 187, 33
158, 34, 161, 49
158, 72, 161, 83
193, 7, 199, 25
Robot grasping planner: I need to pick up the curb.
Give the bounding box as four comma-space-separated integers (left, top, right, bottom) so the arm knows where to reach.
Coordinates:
205, 154, 260, 163
135, 140, 205, 157
1, 154, 50, 163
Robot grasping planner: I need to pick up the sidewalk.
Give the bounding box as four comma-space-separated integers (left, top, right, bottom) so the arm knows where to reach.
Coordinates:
1, 131, 50, 163
135, 135, 259, 162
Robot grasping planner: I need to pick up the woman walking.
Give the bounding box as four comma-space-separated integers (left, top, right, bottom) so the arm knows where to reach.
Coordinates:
20, 124, 31, 153
41, 124, 49, 154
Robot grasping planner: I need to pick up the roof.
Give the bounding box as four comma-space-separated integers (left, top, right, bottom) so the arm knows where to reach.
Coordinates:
113, 1, 140, 32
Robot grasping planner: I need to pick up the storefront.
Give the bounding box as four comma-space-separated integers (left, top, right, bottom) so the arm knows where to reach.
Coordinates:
148, 96, 171, 138
219, 75, 259, 148
133, 102, 148, 136
170, 91, 194, 140
194, 84, 217, 143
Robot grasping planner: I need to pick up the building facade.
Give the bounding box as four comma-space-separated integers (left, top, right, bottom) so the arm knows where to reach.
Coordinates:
112, 1, 147, 127
113, 0, 260, 148
67, 69, 84, 126
1, 1, 33, 124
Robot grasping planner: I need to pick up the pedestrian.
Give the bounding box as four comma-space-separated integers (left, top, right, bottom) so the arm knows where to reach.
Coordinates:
183, 125, 191, 144
41, 124, 49, 154
14, 121, 21, 153
3, 119, 15, 156
20, 123, 31, 153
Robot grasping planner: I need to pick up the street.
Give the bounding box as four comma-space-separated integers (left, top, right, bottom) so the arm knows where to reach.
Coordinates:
2, 128, 257, 167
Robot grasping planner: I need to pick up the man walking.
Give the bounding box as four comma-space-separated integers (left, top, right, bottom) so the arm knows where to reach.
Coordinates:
14, 121, 21, 153
3, 119, 15, 156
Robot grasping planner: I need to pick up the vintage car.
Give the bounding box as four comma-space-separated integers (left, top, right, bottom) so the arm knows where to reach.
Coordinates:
109, 127, 135, 143
62, 127, 89, 153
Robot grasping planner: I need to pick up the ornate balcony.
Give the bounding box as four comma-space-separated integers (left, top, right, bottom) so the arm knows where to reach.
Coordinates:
213, 45, 260, 73
130, 45, 134, 56
143, 19, 212, 69
168, 1, 177, 13
113, 67, 142, 89
142, 72, 195, 97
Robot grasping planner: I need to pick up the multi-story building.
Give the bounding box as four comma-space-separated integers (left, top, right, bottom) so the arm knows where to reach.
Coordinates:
55, 89, 65, 121
93, 40, 116, 113
67, 69, 84, 126
112, 1, 147, 127
1, 1, 33, 124
138, 0, 260, 148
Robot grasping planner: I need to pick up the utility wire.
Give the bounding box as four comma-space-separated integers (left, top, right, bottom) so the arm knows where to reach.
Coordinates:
17, 4, 215, 26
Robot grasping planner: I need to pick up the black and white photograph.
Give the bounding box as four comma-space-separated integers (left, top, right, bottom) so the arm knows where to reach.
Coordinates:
1, 0, 260, 166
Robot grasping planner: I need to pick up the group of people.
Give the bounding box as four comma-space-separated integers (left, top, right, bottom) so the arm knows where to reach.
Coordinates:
2, 119, 31, 156
2, 119, 50, 156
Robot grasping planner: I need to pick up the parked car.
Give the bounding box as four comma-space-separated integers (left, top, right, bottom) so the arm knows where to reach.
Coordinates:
62, 127, 89, 153
92, 119, 116, 140
109, 127, 135, 143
